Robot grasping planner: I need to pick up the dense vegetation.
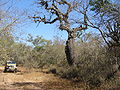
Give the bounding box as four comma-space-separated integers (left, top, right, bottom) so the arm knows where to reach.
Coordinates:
0, 0, 119, 89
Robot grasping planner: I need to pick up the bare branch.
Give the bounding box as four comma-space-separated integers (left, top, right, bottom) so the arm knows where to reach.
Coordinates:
59, 23, 70, 31
2, 19, 18, 31
73, 26, 87, 32
32, 16, 59, 24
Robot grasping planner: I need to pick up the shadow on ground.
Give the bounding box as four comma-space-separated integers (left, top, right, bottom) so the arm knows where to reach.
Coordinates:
11, 81, 74, 90
11, 82, 44, 88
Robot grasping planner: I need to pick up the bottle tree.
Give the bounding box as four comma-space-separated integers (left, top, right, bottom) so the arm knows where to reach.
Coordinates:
32, 0, 88, 66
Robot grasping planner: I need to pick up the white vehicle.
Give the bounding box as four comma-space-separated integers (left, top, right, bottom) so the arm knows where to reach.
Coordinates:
4, 61, 17, 73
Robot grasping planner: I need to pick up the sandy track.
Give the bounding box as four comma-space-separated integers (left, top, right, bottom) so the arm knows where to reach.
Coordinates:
0, 67, 84, 90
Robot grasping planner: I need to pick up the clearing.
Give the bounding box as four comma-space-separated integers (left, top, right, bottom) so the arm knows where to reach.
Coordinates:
0, 67, 85, 90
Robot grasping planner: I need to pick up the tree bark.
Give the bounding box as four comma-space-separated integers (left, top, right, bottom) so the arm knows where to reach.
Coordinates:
65, 31, 76, 66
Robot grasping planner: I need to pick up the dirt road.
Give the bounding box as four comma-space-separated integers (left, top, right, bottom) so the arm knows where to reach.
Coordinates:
0, 67, 84, 90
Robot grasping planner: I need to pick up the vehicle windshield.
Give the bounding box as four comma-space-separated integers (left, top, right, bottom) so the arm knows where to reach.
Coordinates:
7, 61, 16, 64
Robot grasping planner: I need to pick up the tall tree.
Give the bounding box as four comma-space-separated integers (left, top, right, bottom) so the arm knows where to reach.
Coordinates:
31, 0, 88, 66
0, 1, 17, 63
0, 0, 29, 64
88, 0, 120, 47
87, 0, 120, 75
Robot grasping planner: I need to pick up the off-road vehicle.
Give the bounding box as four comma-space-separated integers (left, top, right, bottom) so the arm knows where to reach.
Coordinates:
4, 61, 17, 73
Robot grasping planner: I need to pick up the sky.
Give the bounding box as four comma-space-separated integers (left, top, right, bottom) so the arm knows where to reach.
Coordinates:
2, 0, 96, 43
11, 0, 68, 42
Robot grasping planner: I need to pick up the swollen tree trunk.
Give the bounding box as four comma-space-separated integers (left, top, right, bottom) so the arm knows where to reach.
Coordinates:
65, 31, 76, 66
32, 0, 88, 66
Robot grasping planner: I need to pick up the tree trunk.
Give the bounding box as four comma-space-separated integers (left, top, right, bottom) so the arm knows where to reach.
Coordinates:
65, 31, 76, 66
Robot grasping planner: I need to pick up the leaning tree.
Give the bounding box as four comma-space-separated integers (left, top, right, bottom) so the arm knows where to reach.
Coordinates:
31, 0, 88, 66
87, 0, 120, 74
88, 0, 120, 47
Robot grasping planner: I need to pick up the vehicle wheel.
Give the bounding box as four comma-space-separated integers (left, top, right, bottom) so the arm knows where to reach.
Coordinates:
14, 68, 17, 73
4, 68, 7, 73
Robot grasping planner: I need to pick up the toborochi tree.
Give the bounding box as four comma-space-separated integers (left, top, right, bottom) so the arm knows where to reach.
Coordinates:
31, 0, 88, 66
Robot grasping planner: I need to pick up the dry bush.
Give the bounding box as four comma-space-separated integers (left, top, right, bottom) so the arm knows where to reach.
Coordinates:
54, 33, 120, 88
